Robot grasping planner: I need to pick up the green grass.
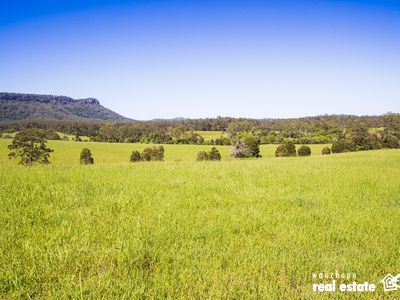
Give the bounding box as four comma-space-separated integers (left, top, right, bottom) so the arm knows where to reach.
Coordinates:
0, 140, 399, 298
194, 130, 225, 140
0, 140, 329, 165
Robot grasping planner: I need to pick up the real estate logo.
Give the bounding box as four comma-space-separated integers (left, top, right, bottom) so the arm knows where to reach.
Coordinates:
381, 274, 400, 292
312, 271, 400, 293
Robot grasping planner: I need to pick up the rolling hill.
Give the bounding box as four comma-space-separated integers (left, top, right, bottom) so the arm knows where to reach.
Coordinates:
0, 92, 129, 122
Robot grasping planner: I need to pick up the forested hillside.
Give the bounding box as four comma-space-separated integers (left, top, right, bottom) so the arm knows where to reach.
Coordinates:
0, 93, 128, 122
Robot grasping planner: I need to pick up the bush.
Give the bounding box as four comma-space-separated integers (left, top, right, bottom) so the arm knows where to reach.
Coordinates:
322, 146, 331, 155
142, 146, 164, 161
44, 131, 60, 140
130, 150, 141, 162
196, 151, 209, 161
331, 139, 355, 153
208, 147, 221, 160
80, 148, 94, 165
2, 134, 12, 139
230, 135, 261, 158
382, 134, 400, 149
275, 141, 296, 157
297, 145, 311, 156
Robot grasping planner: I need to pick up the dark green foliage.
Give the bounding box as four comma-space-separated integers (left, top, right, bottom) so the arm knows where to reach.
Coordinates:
383, 113, 400, 139
297, 145, 311, 156
208, 147, 221, 161
1, 112, 400, 147
230, 135, 261, 158
322, 146, 331, 155
141, 146, 164, 161
214, 137, 231, 145
130, 151, 141, 162
196, 151, 209, 161
331, 139, 355, 153
382, 134, 400, 149
275, 141, 296, 157
80, 148, 94, 165
275, 145, 287, 157
351, 127, 381, 151
8, 129, 53, 165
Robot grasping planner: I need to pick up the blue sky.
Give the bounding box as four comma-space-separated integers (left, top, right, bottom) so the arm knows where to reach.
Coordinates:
0, 0, 399, 119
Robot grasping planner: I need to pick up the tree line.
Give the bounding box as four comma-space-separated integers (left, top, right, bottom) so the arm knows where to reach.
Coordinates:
1, 113, 399, 145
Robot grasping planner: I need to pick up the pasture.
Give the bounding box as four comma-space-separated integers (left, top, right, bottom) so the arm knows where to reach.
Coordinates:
0, 139, 329, 165
0, 140, 399, 298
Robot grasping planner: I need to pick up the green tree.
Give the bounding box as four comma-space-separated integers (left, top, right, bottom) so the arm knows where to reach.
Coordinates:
230, 135, 261, 158
8, 129, 53, 165
331, 139, 355, 153
196, 151, 209, 161
80, 148, 94, 165
382, 134, 400, 149
208, 147, 221, 160
297, 145, 311, 156
275, 141, 296, 157
130, 150, 141, 162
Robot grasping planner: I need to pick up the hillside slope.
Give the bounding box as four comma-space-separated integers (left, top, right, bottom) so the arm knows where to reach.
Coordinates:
0, 92, 129, 121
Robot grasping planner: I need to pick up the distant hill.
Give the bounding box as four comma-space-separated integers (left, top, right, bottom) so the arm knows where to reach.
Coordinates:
0, 92, 129, 122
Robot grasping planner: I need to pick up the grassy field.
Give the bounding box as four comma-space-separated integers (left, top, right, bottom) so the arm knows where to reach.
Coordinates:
1, 140, 399, 298
0, 140, 329, 165
194, 131, 225, 140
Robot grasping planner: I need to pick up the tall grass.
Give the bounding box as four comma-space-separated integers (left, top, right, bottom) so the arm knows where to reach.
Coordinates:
1, 147, 399, 298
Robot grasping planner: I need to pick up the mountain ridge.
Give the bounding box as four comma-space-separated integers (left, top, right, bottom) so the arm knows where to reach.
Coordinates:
0, 92, 129, 122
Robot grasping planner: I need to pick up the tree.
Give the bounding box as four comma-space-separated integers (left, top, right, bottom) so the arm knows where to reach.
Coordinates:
322, 146, 331, 155
230, 135, 261, 158
275, 141, 296, 157
208, 147, 221, 160
351, 127, 381, 151
80, 148, 94, 165
130, 150, 141, 162
8, 129, 53, 165
196, 151, 209, 161
331, 139, 355, 153
382, 134, 400, 149
297, 145, 311, 156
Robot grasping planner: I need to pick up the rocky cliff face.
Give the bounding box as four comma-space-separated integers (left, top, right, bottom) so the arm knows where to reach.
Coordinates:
0, 93, 101, 105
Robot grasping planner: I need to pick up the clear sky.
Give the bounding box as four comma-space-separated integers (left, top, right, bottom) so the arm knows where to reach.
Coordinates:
0, 0, 399, 120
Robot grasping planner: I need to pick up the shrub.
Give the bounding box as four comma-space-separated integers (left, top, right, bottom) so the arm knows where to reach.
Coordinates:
331, 139, 355, 153
44, 131, 60, 140
130, 150, 141, 162
230, 135, 261, 158
80, 148, 94, 165
275, 141, 296, 157
142, 146, 164, 161
297, 145, 311, 156
2, 134, 13, 139
322, 146, 331, 155
382, 134, 400, 149
196, 151, 209, 161
208, 147, 221, 160
8, 129, 53, 165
